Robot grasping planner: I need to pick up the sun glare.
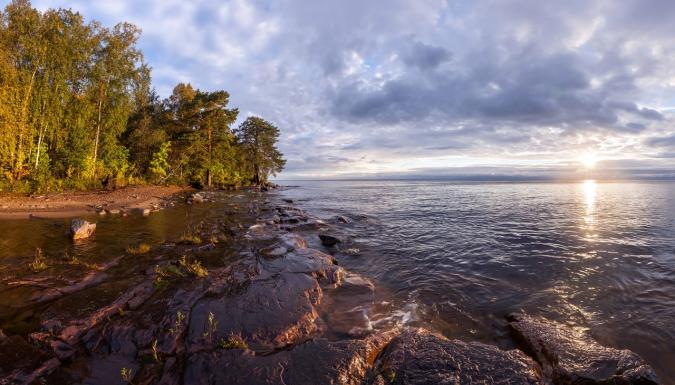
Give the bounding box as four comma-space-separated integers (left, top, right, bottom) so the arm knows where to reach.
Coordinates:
579, 153, 598, 169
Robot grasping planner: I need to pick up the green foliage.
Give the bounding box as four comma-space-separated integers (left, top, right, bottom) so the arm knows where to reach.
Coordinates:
0, 1, 284, 192
148, 141, 171, 183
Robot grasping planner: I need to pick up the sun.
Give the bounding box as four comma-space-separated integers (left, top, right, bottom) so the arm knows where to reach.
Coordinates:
579, 153, 598, 169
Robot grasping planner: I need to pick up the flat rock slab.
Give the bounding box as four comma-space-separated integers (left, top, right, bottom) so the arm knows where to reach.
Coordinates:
372, 328, 543, 385
188, 272, 323, 351
257, 247, 343, 285
184, 331, 398, 385
507, 314, 659, 385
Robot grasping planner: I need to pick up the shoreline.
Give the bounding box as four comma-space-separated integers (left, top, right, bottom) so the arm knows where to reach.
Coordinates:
0, 189, 662, 384
0, 185, 191, 219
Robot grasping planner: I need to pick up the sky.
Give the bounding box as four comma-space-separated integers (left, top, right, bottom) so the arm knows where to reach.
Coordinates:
12, 0, 675, 179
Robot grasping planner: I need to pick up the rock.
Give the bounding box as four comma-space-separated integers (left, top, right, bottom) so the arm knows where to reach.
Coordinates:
337, 215, 350, 223
372, 328, 543, 385
258, 247, 344, 286
245, 223, 277, 242
319, 234, 341, 247
0, 334, 54, 378
192, 193, 205, 203
188, 272, 323, 351
277, 233, 308, 250
283, 198, 294, 203
507, 314, 658, 385
133, 207, 151, 216
184, 330, 398, 385
260, 246, 288, 257
70, 219, 96, 240
107, 208, 121, 215
322, 273, 376, 336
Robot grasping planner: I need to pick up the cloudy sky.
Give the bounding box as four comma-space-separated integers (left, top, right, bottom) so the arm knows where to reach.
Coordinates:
16, 0, 675, 179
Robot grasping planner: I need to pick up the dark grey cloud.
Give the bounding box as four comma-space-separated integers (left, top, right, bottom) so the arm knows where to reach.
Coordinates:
402, 42, 451, 70
647, 134, 675, 148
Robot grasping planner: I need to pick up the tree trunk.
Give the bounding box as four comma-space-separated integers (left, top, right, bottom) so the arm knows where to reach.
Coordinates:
35, 98, 47, 170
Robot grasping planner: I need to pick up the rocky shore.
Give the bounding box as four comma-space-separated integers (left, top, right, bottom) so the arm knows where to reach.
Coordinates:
0, 185, 189, 219
0, 190, 661, 384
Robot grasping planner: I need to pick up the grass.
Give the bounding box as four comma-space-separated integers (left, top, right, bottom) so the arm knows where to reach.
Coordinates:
120, 367, 133, 383
179, 255, 208, 278
153, 264, 185, 291
169, 311, 186, 335
126, 242, 151, 255
151, 339, 160, 362
178, 230, 202, 245
203, 311, 218, 341
152, 255, 207, 291
218, 333, 249, 350
28, 248, 48, 272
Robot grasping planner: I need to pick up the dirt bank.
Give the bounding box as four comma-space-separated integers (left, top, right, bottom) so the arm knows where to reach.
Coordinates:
0, 185, 191, 219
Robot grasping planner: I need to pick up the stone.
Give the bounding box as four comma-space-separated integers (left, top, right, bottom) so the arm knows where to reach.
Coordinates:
184, 330, 398, 385
507, 313, 658, 385
188, 272, 323, 351
70, 219, 96, 240
337, 215, 350, 223
319, 234, 341, 247
372, 328, 543, 385
192, 193, 205, 203
321, 273, 376, 336
133, 207, 151, 216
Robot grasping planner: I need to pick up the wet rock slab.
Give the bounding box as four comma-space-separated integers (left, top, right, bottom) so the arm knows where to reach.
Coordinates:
371, 328, 543, 385
184, 330, 398, 385
188, 271, 323, 351
508, 313, 659, 385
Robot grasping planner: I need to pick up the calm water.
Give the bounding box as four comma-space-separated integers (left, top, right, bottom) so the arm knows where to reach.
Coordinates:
278, 180, 675, 382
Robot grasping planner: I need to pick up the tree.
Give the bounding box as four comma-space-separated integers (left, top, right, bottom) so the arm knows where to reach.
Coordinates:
148, 141, 171, 183
0, 1, 285, 192
235, 117, 285, 184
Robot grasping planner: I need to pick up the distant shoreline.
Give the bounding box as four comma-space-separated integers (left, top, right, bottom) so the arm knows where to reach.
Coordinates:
0, 185, 190, 219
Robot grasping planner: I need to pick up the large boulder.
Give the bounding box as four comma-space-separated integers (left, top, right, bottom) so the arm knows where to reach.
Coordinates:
69, 219, 96, 240
372, 328, 543, 385
507, 314, 658, 385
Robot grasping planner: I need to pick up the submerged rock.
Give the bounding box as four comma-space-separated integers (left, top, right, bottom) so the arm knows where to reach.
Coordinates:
69, 219, 96, 240
319, 234, 341, 247
372, 328, 543, 385
507, 313, 658, 385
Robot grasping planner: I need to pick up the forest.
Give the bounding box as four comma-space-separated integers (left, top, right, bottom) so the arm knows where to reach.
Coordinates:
0, 0, 285, 193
